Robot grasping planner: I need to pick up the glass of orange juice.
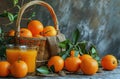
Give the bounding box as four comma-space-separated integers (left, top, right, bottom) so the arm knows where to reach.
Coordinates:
6, 44, 38, 73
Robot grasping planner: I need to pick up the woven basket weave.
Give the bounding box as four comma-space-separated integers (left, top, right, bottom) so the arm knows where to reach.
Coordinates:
15, 1, 66, 67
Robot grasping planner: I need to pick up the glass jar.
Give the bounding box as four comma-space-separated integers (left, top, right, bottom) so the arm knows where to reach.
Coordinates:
6, 44, 38, 73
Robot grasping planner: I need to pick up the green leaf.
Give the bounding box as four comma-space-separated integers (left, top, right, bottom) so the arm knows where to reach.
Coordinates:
72, 29, 80, 44
37, 66, 50, 74
31, 12, 36, 17
0, 27, 2, 34
74, 50, 79, 57
58, 40, 71, 48
8, 12, 14, 22
94, 56, 100, 61
0, 11, 8, 17
58, 42, 66, 48
13, 14, 18, 20
13, 0, 18, 6
91, 47, 96, 54
78, 41, 88, 54
61, 47, 73, 60
16, 5, 21, 9
49, 65, 55, 73
58, 51, 66, 57
0, 45, 6, 57
28, 12, 36, 20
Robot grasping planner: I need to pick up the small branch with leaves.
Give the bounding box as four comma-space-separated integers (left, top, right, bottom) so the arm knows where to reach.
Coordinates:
58, 29, 100, 64
0, 0, 36, 27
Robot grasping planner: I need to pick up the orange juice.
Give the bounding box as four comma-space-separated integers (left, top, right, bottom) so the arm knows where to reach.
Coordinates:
6, 45, 38, 73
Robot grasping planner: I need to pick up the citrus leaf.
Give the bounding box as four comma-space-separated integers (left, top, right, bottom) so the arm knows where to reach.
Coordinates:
58, 40, 71, 48
72, 29, 80, 44
58, 42, 66, 48
0, 45, 6, 57
91, 47, 96, 54
74, 50, 79, 57
16, 5, 20, 9
0, 11, 8, 17
31, 12, 36, 17
0, 28, 2, 34
78, 41, 88, 54
13, 14, 18, 20
13, 0, 18, 6
8, 12, 14, 22
58, 51, 66, 57
37, 66, 50, 74
28, 12, 36, 20
61, 47, 73, 60
49, 65, 55, 73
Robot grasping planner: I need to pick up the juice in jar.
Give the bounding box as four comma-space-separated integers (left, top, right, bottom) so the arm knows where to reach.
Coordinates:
6, 45, 38, 73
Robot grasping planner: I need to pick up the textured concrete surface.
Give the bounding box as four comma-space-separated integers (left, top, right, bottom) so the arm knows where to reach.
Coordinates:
0, 66, 120, 79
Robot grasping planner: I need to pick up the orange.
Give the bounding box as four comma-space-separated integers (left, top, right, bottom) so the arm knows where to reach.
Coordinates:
101, 55, 118, 70
80, 54, 92, 61
28, 20, 43, 36
20, 28, 32, 37
70, 50, 80, 57
43, 26, 57, 36
0, 61, 10, 77
33, 34, 43, 38
10, 60, 28, 78
8, 29, 15, 36
80, 58, 98, 75
48, 56, 64, 72
64, 56, 81, 72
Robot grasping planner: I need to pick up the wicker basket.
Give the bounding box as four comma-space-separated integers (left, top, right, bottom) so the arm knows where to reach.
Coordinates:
15, 1, 66, 67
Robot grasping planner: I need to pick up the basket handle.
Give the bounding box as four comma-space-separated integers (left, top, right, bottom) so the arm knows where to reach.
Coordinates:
16, 0, 59, 37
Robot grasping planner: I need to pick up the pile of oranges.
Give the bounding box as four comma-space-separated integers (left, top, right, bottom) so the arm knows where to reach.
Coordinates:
0, 50, 118, 78
0, 60, 28, 78
47, 50, 118, 75
8, 20, 57, 37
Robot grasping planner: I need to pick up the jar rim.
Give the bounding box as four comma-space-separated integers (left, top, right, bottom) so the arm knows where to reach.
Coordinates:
6, 44, 39, 49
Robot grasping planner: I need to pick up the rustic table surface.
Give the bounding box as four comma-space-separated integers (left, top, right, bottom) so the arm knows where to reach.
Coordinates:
0, 65, 120, 79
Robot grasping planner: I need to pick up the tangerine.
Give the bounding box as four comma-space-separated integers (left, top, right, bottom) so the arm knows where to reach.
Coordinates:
101, 55, 118, 70
20, 28, 32, 37
80, 58, 98, 75
0, 61, 10, 77
48, 56, 64, 72
80, 54, 92, 61
10, 60, 28, 78
64, 56, 81, 72
70, 50, 80, 57
8, 29, 15, 36
28, 20, 43, 36
43, 26, 57, 36
33, 34, 43, 38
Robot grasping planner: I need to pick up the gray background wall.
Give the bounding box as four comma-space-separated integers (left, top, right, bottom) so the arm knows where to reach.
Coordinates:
0, 0, 120, 58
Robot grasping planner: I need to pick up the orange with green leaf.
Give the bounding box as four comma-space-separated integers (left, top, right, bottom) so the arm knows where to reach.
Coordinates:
58, 29, 100, 63
47, 56, 64, 72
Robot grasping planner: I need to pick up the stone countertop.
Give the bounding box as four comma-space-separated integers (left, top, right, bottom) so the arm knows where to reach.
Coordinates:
0, 66, 120, 79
